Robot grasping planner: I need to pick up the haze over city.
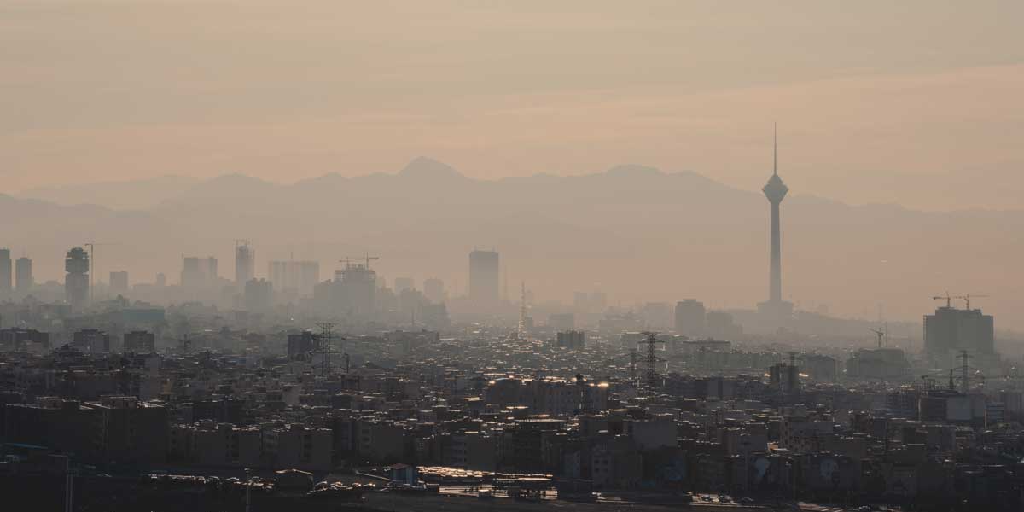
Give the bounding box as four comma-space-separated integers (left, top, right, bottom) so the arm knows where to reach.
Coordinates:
2, 3, 1024, 511
3, 1, 1024, 328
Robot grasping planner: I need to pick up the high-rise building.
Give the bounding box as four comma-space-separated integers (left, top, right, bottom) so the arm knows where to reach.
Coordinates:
182, 256, 218, 289
15, 257, 32, 292
758, 125, 794, 321
268, 260, 320, 296
181, 257, 202, 288
314, 260, 378, 319
0, 328, 49, 352
73, 328, 109, 353
235, 241, 255, 285
110, 270, 129, 294
244, 278, 273, 312
0, 248, 11, 294
468, 249, 499, 303
925, 303, 995, 356
423, 277, 445, 304
393, 277, 415, 294
556, 330, 586, 350
641, 302, 672, 331
770, 360, 800, 394
155, 272, 167, 287
706, 310, 742, 339
674, 300, 706, 338
287, 330, 316, 360
124, 330, 155, 353
65, 247, 90, 309
338, 262, 376, 317
202, 257, 218, 285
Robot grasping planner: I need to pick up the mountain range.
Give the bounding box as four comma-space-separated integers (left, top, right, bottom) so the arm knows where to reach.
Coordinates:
6, 157, 1023, 329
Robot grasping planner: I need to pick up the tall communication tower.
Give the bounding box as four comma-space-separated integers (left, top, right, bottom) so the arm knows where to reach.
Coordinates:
314, 322, 340, 377
639, 331, 665, 394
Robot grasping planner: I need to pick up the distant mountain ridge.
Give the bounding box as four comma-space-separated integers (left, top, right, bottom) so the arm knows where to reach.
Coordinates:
6, 158, 1023, 328
20, 175, 200, 210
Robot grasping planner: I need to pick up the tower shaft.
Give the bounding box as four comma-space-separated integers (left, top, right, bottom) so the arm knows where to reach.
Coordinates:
770, 200, 782, 303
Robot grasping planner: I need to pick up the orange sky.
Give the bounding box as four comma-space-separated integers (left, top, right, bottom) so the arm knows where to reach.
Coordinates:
3, 1, 1023, 211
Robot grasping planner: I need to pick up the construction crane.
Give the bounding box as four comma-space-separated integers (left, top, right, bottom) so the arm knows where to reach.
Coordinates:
83, 241, 119, 302
638, 332, 666, 395
869, 328, 885, 349
955, 294, 989, 310
932, 292, 953, 309
339, 254, 381, 269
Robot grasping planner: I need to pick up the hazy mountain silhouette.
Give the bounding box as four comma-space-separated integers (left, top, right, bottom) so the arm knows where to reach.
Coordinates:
20, 175, 199, 210
5, 159, 1023, 327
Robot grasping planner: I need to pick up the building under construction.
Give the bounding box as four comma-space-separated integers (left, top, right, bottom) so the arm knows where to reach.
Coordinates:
313, 258, 377, 319
924, 299, 994, 356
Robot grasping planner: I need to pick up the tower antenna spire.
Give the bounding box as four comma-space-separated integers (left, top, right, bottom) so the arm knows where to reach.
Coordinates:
773, 122, 778, 176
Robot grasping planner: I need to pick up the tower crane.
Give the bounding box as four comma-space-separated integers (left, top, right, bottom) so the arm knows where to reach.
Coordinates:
869, 328, 885, 349
932, 292, 953, 309
339, 254, 380, 269
954, 294, 988, 310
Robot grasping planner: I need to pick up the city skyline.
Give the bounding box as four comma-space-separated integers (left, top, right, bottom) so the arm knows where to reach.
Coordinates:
2, 153, 1020, 330
3, 4, 1023, 510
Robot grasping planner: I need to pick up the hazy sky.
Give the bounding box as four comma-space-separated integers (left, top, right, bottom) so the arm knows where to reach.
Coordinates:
3, 1, 1023, 210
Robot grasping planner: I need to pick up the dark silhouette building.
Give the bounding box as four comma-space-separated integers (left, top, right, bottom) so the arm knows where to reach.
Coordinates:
72, 328, 110, 353
124, 330, 155, 353
65, 246, 90, 310
556, 330, 586, 349
235, 240, 255, 286
674, 299, 706, 337
924, 304, 994, 356
288, 330, 316, 360
0, 248, 11, 294
109, 270, 129, 294
14, 256, 32, 292
0, 328, 50, 352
